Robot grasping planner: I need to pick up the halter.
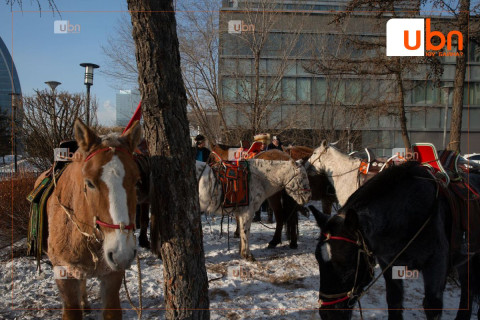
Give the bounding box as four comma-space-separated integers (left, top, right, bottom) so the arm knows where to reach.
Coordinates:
318, 231, 375, 308
84, 146, 135, 231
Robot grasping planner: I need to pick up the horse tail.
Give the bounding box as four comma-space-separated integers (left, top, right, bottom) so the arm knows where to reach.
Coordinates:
281, 192, 298, 240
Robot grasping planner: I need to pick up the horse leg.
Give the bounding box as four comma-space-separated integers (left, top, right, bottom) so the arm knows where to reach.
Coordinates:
283, 193, 298, 249
138, 202, 150, 249
286, 208, 298, 249
237, 213, 254, 261
379, 259, 404, 320
55, 278, 83, 320
454, 254, 475, 320
267, 194, 283, 249
100, 271, 124, 320
234, 216, 240, 238
80, 278, 90, 312
422, 256, 447, 320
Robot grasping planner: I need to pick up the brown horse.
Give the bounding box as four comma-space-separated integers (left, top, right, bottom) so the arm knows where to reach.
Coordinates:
35, 120, 142, 320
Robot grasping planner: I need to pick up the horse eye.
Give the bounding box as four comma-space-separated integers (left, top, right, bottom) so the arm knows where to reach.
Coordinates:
85, 180, 95, 189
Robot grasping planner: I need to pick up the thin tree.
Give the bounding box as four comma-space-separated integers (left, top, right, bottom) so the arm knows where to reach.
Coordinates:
21, 89, 96, 171
127, 1, 210, 319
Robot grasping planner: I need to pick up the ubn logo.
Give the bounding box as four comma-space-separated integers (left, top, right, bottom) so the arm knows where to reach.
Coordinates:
228, 20, 255, 34
392, 266, 419, 279
53, 148, 78, 162
386, 18, 463, 57
227, 148, 248, 161
54, 20, 81, 34
53, 266, 86, 279
227, 266, 253, 280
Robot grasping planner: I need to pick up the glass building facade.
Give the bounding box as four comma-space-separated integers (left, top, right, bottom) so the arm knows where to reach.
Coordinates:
218, 1, 480, 155
116, 89, 140, 127
0, 36, 22, 117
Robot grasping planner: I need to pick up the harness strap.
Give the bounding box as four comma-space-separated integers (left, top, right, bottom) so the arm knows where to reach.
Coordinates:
94, 217, 135, 231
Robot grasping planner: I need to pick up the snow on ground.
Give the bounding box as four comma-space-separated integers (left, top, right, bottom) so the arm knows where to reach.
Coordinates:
0, 202, 466, 319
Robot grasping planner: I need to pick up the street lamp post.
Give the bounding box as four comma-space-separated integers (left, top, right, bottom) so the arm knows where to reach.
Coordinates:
9, 92, 21, 173
45, 81, 61, 144
79, 63, 99, 127
441, 81, 454, 149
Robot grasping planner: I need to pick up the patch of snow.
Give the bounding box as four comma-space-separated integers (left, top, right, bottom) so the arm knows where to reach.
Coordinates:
0, 202, 470, 319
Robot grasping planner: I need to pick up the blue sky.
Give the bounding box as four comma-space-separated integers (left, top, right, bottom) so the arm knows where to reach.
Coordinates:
0, 1, 129, 125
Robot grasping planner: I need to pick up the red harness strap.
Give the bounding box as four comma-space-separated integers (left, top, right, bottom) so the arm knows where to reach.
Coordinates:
323, 233, 359, 245
318, 295, 350, 307
95, 218, 135, 230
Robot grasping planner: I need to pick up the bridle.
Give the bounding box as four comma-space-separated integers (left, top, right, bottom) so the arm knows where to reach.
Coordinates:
318, 230, 375, 308
84, 146, 136, 232
283, 164, 311, 195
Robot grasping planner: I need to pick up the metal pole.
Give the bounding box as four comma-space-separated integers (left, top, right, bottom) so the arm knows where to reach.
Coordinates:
86, 84, 91, 127
13, 103, 17, 173
443, 87, 449, 149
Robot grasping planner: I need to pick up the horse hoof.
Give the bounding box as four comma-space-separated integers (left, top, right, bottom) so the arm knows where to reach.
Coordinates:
289, 243, 298, 249
268, 241, 280, 249
139, 236, 150, 249
245, 255, 256, 262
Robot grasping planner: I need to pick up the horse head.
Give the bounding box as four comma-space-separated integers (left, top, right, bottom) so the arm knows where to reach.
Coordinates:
306, 140, 330, 175
74, 119, 142, 271
310, 205, 375, 320
283, 159, 311, 206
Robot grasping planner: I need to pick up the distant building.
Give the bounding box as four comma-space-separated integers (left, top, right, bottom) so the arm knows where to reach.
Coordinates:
218, 1, 480, 155
116, 89, 140, 127
0, 36, 22, 156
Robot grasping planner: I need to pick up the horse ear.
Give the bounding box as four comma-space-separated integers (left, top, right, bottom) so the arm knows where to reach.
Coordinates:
74, 119, 100, 153
295, 159, 304, 167
344, 208, 359, 231
309, 205, 329, 230
122, 120, 143, 152
321, 140, 328, 148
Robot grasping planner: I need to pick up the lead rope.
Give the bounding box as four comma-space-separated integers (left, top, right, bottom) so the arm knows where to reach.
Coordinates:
123, 254, 143, 319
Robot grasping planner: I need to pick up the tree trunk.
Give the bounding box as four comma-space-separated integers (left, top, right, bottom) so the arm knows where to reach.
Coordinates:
395, 72, 411, 151
448, 0, 470, 153
127, 1, 210, 319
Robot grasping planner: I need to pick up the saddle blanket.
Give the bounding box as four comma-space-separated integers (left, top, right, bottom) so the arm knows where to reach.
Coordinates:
212, 161, 249, 208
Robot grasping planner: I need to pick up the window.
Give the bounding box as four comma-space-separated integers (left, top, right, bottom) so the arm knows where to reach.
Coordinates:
313, 78, 327, 103
345, 80, 361, 104
282, 78, 296, 102
297, 78, 311, 102
222, 78, 236, 101
238, 78, 251, 101
413, 81, 441, 104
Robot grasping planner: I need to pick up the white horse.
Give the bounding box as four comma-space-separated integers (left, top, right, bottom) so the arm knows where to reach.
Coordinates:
307, 140, 362, 206
196, 159, 311, 261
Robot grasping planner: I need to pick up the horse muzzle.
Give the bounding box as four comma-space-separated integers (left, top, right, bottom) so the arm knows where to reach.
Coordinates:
103, 230, 137, 271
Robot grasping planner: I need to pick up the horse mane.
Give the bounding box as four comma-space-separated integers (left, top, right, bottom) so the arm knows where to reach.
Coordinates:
342, 161, 430, 210
213, 143, 240, 151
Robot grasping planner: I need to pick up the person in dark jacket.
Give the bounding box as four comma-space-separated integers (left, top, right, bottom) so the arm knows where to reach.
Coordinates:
194, 134, 211, 162
266, 136, 283, 151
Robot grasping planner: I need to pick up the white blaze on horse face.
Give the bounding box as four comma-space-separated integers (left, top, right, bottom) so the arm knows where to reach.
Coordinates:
321, 243, 332, 261
101, 155, 136, 270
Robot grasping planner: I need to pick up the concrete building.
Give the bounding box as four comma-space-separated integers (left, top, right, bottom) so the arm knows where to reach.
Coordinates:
218, 0, 480, 155
116, 89, 140, 127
